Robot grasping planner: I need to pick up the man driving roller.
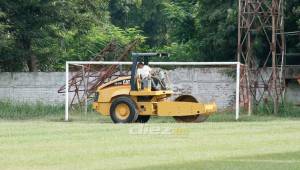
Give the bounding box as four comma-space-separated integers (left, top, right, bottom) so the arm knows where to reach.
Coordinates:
137, 62, 158, 90
137, 62, 151, 79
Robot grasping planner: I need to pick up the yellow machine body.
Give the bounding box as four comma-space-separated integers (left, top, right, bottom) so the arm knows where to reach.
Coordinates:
92, 76, 217, 119
92, 52, 217, 123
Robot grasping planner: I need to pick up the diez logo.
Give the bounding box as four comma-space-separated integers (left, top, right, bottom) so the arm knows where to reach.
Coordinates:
129, 125, 188, 136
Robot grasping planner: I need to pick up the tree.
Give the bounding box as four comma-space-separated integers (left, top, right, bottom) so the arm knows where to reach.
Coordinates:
194, 0, 237, 61
0, 0, 109, 71
285, 0, 300, 64
0, 0, 298, 71
109, 0, 169, 47
160, 0, 237, 62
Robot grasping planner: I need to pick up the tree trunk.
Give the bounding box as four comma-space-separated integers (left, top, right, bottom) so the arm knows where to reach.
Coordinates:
28, 53, 38, 72
21, 37, 38, 72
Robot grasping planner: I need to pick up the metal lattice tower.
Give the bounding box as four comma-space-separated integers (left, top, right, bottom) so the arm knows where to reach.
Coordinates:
237, 0, 286, 114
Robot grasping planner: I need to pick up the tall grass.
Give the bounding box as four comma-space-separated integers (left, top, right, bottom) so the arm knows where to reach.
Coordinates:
254, 101, 300, 117
0, 101, 103, 121
0, 101, 64, 120
0, 100, 299, 121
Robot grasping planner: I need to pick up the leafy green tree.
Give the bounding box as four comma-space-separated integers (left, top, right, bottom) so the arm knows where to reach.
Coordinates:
109, 0, 169, 47
193, 0, 237, 61
0, 0, 109, 71
160, 0, 237, 61
54, 25, 145, 70
285, 0, 300, 64
0, 0, 299, 71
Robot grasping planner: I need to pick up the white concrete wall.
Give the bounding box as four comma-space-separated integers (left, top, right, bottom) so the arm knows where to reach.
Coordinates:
0, 72, 65, 104
0, 68, 237, 109
1, 68, 298, 109
285, 80, 300, 105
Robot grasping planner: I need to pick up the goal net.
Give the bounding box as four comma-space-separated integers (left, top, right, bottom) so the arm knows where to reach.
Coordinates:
63, 61, 241, 121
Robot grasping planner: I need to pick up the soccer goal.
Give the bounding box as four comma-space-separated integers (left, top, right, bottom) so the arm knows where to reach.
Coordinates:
64, 61, 241, 121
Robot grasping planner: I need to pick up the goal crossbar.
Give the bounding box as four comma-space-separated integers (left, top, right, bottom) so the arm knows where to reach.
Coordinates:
65, 61, 241, 121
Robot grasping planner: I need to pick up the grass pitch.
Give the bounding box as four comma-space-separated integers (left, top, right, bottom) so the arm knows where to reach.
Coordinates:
0, 120, 300, 170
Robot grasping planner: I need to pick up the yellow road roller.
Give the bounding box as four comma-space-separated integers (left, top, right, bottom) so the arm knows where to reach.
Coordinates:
93, 53, 217, 123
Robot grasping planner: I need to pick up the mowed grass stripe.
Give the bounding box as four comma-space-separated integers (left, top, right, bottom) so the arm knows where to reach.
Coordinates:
0, 121, 299, 170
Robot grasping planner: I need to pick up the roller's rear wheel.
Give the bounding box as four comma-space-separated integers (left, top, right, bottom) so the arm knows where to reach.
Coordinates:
173, 95, 209, 123
110, 96, 138, 123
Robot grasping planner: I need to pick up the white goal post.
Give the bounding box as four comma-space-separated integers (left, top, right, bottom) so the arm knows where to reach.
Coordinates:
65, 61, 241, 121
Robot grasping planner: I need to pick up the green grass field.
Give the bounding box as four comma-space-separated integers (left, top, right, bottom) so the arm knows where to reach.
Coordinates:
1, 119, 300, 170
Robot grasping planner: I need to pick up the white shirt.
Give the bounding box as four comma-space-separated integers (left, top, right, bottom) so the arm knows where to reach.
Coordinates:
137, 65, 151, 79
